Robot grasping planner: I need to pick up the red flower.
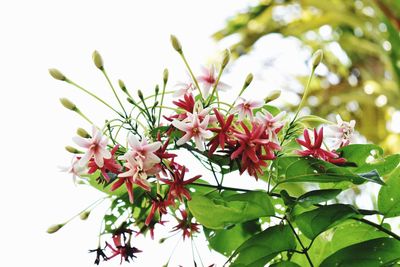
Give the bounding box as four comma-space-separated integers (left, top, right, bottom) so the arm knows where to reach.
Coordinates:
171, 209, 200, 240
88, 145, 122, 182
207, 108, 235, 155
145, 198, 171, 226
105, 233, 141, 264
296, 128, 346, 164
160, 166, 201, 202
165, 93, 195, 122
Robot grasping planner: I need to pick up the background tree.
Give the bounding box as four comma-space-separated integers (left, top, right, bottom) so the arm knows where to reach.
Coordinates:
214, 0, 400, 153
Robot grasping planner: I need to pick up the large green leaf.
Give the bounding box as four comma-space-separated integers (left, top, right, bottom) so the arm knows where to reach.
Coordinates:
188, 191, 274, 229
204, 220, 261, 256
230, 225, 297, 267
378, 167, 400, 218
273, 156, 384, 185
270, 262, 301, 267
296, 204, 357, 240
297, 189, 342, 208
320, 237, 400, 267
338, 144, 400, 176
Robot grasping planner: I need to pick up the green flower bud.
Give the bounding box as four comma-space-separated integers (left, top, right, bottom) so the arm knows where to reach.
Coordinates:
46, 223, 65, 234
265, 90, 281, 103
163, 68, 169, 85
155, 85, 160, 95
60, 98, 78, 111
127, 97, 135, 105
170, 35, 182, 53
311, 49, 323, 69
138, 90, 144, 100
118, 79, 127, 93
79, 211, 90, 220
245, 73, 253, 87
92, 50, 104, 70
221, 49, 230, 68
65, 146, 82, 154
49, 68, 66, 81
77, 128, 90, 138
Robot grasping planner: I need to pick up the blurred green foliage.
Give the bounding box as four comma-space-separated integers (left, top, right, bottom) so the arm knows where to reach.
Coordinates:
215, 0, 400, 153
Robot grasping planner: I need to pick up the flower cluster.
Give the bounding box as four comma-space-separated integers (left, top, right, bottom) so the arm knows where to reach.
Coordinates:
49, 40, 359, 266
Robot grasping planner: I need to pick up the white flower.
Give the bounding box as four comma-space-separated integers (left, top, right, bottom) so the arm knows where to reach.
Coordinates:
173, 82, 194, 98
256, 110, 286, 142
232, 97, 264, 121
72, 126, 111, 168
124, 134, 161, 170
326, 115, 356, 148
197, 65, 230, 96
172, 113, 213, 151
59, 156, 87, 184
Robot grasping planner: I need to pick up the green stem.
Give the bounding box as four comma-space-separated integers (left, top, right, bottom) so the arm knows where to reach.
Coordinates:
293, 69, 315, 122
286, 218, 314, 267
206, 66, 224, 106
179, 53, 203, 101
102, 70, 128, 117
158, 81, 167, 126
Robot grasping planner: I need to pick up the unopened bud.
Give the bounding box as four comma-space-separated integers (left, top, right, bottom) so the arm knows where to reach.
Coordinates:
60, 98, 78, 111
265, 90, 281, 103
163, 68, 169, 84
159, 238, 167, 244
170, 35, 182, 53
118, 79, 127, 93
92, 50, 104, 70
245, 73, 253, 87
138, 90, 144, 100
46, 223, 65, 234
155, 85, 160, 95
77, 128, 90, 138
80, 211, 91, 220
49, 68, 66, 81
127, 97, 135, 105
311, 49, 323, 69
65, 146, 82, 154
153, 101, 159, 108
221, 49, 230, 68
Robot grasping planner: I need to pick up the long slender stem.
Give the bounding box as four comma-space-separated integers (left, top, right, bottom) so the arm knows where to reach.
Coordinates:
352, 217, 400, 241
158, 80, 167, 126
206, 66, 224, 107
293, 69, 315, 122
286, 219, 314, 267
66, 79, 123, 117
102, 70, 128, 117
179, 53, 203, 101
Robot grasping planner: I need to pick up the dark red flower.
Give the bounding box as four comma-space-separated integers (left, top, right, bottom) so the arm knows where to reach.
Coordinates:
88, 145, 122, 182
296, 128, 346, 164
165, 93, 195, 122
145, 197, 171, 226
172, 209, 200, 240
160, 166, 201, 201
207, 108, 235, 155
89, 247, 108, 265
105, 233, 141, 264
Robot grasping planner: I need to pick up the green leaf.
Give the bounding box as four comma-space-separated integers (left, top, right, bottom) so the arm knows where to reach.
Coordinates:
378, 167, 400, 218
273, 156, 384, 185
320, 237, 400, 267
270, 262, 301, 267
230, 225, 297, 267
337, 144, 400, 176
188, 191, 274, 229
204, 220, 261, 256
297, 189, 342, 208
296, 204, 357, 240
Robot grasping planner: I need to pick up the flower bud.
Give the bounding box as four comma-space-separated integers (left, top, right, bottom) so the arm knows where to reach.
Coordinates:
265, 90, 281, 103
159, 238, 167, 244
170, 35, 182, 53
153, 101, 159, 109
60, 98, 78, 111
155, 85, 160, 95
311, 49, 323, 69
80, 211, 91, 220
127, 97, 135, 105
137, 90, 144, 100
77, 128, 90, 138
65, 146, 82, 154
46, 223, 65, 234
245, 73, 253, 87
118, 79, 127, 93
163, 68, 169, 85
49, 68, 66, 81
221, 49, 230, 68
92, 50, 104, 70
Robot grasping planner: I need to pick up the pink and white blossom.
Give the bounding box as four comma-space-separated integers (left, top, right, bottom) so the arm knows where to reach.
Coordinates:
172, 113, 213, 151
125, 134, 161, 170
73, 126, 111, 168
59, 156, 87, 184
173, 82, 194, 98
197, 65, 230, 96
326, 115, 356, 148
232, 97, 264, 121
256, 110, 286, 142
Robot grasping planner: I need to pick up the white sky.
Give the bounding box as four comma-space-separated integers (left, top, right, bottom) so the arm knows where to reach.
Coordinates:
2, 1, 396, 266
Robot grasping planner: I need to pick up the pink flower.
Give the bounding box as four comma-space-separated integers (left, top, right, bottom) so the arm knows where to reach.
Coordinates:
326, 115, 356, 148
171, 209, 200, 240
256, 110, 286, 142
105, 233, 141, 264
197, 65, 230, 96
73, 126, 111, 168
59, 156, 86, 183
145, 198, 170, 226
126, 134, 161, 170
232, 97, 264, 121
173, 81, 194, 98
296, 128, 346, 164
172, 113, 213, 151
87, 145, 122, 182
